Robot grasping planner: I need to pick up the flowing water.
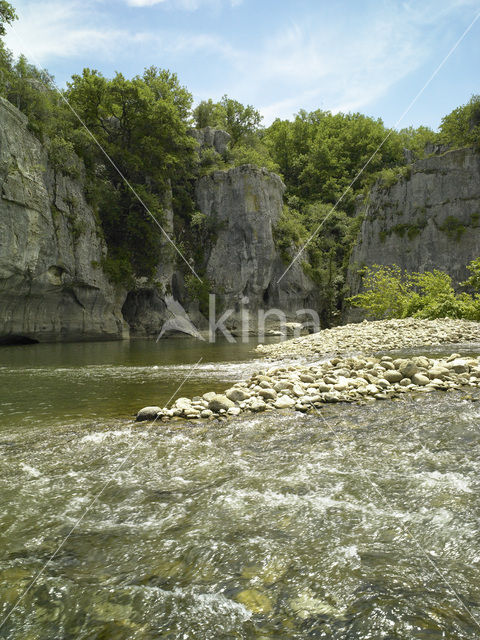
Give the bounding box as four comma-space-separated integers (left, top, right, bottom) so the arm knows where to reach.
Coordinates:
1, 339, 480, 639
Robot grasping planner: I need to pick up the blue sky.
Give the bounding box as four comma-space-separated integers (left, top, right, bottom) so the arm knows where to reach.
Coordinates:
4, 0, 480, 130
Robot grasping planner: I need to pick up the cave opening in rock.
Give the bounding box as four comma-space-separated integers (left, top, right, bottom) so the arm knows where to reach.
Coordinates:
0, 335, 39, 346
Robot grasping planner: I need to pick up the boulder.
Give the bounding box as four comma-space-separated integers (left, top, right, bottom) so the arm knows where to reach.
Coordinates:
226, 387, 249, 402
384, 370, 403, 383
398, 361, 418, 378
428, 366, 450, 380
446, 359, 469, 374
274, 395, 296, 409
208, 394, 235, 412
258, 388, 276, 400
250, 400, 267, 412
136, 406, 161, 422
203, 391, 217, 401
411, 373, 430, 386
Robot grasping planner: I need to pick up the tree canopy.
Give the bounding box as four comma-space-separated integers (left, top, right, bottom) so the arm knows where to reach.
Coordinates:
193, 95, 262, 145
64, 67, 196, 279
439, 95, 480, 148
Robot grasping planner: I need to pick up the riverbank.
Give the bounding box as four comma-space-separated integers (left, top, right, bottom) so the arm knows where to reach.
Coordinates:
256, 317, 480, 359
137, 318, 480, 421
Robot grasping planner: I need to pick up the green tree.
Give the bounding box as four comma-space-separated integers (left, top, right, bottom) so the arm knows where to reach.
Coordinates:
398, 125, 438, 156
193, 98, 219, 128
0, 1, 16, 36
439, 95, 480, 148
215, 95, 262, 145
349, 262, 480, 321
264, 109, 404, 210
193, 95, 262, 146
65, 66, 196, 279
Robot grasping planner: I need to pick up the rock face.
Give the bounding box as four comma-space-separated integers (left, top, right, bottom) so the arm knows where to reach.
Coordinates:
347, 147, 480, 309
0, 97, 127, 343
120, 180, 183, 338
196, 164, 319, 331
0, 105, 319, 343
188, 127, 231, 156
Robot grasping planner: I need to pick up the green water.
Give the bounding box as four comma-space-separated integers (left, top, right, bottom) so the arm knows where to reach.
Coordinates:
0, 338, 273, 429
1, 339, 480, 639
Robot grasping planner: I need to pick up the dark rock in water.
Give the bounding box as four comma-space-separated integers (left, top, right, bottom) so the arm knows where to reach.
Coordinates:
136, 406, 162, 422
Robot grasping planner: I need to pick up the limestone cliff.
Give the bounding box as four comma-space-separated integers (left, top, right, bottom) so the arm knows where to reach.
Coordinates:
0, 97, 127, 344
0, 105, 319, 344
188, 126, 231, 156
346, 147, 480, 313
196, 164, 319, 331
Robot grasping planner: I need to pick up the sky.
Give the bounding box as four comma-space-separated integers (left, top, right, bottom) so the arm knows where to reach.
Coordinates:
3, 0, 480, 130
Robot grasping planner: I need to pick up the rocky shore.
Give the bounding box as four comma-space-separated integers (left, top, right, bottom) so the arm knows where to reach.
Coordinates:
136, 319, 480, 422
256, 317, 480, 359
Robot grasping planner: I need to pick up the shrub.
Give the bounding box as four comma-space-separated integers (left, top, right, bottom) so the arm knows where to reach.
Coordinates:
348, 261, 480, 320
348, 264, 409, 318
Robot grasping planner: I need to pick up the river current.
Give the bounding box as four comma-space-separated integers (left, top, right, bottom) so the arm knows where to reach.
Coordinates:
1, 339, 480, 639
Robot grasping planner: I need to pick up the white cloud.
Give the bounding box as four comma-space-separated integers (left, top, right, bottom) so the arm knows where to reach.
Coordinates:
3, 0, 240, 67
3, 0, 477, 125
204, 0, 479, 124
128, 0, 167, 5
4, 1, 130, 63
126, 0, 242, 9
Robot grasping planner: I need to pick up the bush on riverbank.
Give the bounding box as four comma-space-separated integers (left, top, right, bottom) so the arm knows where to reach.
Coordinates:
349, 260, 480, 320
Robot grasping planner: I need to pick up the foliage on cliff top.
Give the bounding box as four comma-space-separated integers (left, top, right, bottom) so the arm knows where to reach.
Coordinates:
439, 95, 480, 149
349, 261, 480, 321
193, 95, 262, 146
64, 67, 196, 278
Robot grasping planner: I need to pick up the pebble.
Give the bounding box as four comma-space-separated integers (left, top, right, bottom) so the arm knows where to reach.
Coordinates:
256, 318, 480, 359
136, 319, 480, 423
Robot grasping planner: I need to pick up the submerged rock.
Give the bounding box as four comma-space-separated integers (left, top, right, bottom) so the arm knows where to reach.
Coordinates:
236, 589, 273, 614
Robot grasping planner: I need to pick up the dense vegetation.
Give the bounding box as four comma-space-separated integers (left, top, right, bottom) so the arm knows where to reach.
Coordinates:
0, 1, 478, 321
349, 260, 480, 321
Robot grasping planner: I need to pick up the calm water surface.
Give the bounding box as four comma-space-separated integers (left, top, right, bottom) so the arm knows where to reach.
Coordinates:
1, 338, 480, 639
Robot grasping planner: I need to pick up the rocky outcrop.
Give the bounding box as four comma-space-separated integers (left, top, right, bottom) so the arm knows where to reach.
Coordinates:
196, 164, 319, 332
188, 127, 231, 156
0, 97, 127, 343
0, 102, 320, 343
346, 147, 480, 311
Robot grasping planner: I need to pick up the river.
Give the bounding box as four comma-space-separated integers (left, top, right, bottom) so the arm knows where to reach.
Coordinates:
1, 338, 480, 639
